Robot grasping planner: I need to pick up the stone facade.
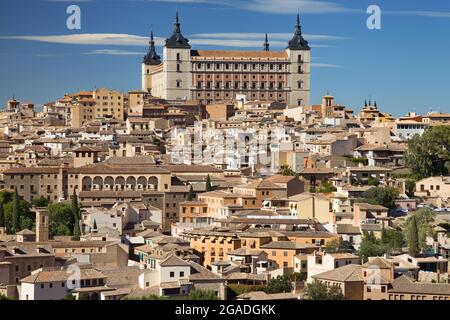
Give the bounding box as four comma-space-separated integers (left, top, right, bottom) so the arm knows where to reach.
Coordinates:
142, 13, 311, 106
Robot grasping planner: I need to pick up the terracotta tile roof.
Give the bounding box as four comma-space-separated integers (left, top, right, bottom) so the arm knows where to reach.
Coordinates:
327, 253, 359, 260
21, 267, 106, 284
161, 165, 222, 173
312, 264, 363, 282
390, 274, 450, 295
265, 175, 298, 183
243, 179, 285, 190
159, 254, 191, 267
191, 50, 288, 59
299, 168, 335, 174
4, 167, 61, 174
188, 260, 222, 281
336, 224, 361, 235
261, 241, 313, 250
362, 256, 392, 269
228, 248, 265, 256
16, 229, 35, 236
354, 203, 388, 211
78, 162, 170, 174
348, 166, 392, 172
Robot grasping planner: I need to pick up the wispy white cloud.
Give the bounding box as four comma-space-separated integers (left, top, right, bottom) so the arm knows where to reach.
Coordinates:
190, 32, 348, 41
84, 49, 144, 55
385, 10, 450, 18
311, 63, 341, 68
238, 0, 357, 14
135, 0, 355, 13
0, 34, 155, 46
45, 0, 450, 19
1, 33, 335, 48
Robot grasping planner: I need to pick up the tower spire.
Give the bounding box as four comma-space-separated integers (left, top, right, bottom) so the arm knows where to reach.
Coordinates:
288, 13, 310, 50
143, 30, 161, 65
165, 11, 191, 49
173, 10, 181, 36
263, 33, 270, 51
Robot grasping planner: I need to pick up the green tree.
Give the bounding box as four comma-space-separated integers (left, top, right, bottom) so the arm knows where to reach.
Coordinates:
361, 187, 399, 209
0, 200, 4, 228
32, 196, 49, 208
344, 155, 369, 166
188, 289, 219, 300
358, 231, 382, 263
0, 191, 13, 206
305, 282, 345, 300
3, 199, 32, 233
317, 181, 337, 193
403, 207, 435, 254
187, 185, 194, 201
62, 294, 76, 300
405, 125, 450, 178
408, 215, 420, 257
405, 178, 417, 197
327, 284, 346, 300
71, 191, 81, 240
205, 175, 213, 192
93, 219, 98, 230
367, 177, 380, 186
264, 275, 293, 294
380, 225, 388, 245
277, 165, 297, 176
71, 190, 80, 220
12, 187, 20, 233
0, 294, 12, 300
48, 203, 74, 237
380, 227, 405, 253
305, 281, 328, 300
73, 220, 81, 240
325, 238, 351, 253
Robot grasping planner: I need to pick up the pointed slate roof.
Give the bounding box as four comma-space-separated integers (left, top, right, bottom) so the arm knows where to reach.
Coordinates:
143, 31, 161, 65
165, 11, 191, 49
263, 33, 270, 51
287, 14, 310, 51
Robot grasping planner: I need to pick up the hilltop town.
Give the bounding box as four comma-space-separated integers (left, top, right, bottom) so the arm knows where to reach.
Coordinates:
0, 13, 449, 301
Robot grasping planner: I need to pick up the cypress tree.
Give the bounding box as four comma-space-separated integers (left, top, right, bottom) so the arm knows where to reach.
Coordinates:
0, 201, 4, 228
381, 225, 388, 245
71, 190, 79, 220
205, 175, 213, 192
12, 187, 20, 233
73, 219, 81, 241
71, 190, 81, 240
93, 219, 98, 231
408, 216, 420, 257
187, 185, 194, 201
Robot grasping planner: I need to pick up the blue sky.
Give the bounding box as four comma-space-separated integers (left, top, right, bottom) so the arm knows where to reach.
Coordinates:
0, 0, 450, 116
